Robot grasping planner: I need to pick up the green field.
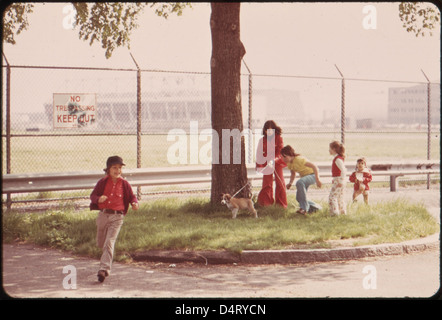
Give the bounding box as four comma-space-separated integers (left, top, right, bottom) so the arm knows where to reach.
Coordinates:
2, 131, 440, 174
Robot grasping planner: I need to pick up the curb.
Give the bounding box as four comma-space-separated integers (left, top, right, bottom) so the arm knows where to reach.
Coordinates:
241, 233, 440, 264
132, 233, 440, 265
132, 250, 241, 265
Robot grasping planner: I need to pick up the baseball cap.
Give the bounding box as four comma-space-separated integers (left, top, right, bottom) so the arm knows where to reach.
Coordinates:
105, 156, 125, 169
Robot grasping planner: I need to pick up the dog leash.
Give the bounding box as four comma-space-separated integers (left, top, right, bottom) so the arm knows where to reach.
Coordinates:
231, 181, 251, 199
231, 160, 289, 200
229, 160, 274, 199
232, 160, 278, 199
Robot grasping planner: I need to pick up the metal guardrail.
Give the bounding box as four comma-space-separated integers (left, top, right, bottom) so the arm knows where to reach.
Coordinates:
2, 160, 439, 195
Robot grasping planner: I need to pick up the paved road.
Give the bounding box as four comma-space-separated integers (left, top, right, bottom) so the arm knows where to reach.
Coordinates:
2, 242, 440, 299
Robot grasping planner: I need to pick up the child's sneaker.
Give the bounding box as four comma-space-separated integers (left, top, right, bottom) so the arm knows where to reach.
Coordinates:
97, 270, 108, 283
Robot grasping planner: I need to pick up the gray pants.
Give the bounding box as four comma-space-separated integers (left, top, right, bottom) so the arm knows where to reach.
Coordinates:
96, 211, 124, 273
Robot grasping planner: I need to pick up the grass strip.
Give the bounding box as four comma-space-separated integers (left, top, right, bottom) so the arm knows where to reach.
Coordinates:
3, 196, 439, 262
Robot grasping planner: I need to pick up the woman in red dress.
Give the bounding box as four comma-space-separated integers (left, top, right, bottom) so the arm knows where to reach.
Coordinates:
256, 120, 287, 208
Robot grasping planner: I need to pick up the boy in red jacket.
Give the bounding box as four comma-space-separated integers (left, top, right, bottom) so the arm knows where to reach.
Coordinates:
90, 156, 139, 282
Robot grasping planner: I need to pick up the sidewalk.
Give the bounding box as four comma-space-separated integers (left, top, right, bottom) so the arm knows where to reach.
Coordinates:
3, 241, 439, 298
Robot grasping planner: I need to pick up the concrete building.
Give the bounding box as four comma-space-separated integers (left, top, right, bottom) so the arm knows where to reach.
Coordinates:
388, 83, 440, 125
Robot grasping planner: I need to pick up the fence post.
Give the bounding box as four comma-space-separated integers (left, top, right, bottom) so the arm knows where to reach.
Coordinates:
421, 69, 431, 189
335, 64, 345, 144
243, 59, 253, 164
130, 53, 142, 199
2, 53, 12, 209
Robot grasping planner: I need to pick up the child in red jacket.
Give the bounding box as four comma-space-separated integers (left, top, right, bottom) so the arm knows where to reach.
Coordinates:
349, 157, 372, 204
90, 156, 139, 282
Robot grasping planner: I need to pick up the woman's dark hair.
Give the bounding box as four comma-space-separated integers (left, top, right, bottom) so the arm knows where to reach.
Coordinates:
262, 120, 282, 136
330, 140, 346, 159
280, 145, 300, 158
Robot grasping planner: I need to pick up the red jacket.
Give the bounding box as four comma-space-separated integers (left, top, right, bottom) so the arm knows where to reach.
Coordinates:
256, 133, 284, 169
90, 176, 138, 215
349, 170, 372, 191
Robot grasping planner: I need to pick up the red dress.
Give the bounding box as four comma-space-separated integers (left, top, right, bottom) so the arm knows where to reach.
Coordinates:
256, 133, 287, 208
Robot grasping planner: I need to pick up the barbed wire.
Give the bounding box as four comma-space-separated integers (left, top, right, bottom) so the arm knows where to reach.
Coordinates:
2, 63, 439, 84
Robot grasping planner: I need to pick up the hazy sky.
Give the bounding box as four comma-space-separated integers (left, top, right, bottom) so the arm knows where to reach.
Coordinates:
2, 2, 440, 118
3, 2, 440, 81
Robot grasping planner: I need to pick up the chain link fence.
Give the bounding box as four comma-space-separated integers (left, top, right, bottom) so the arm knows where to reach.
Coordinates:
1, 63, 214, 173
248, 73, 440, 162
2, 57, 440, 204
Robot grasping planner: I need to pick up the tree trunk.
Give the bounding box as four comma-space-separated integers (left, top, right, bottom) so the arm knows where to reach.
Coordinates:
210, 3, 249, 204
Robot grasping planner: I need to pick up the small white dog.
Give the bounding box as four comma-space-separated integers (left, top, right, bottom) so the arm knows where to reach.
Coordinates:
221, 193, 258, 219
